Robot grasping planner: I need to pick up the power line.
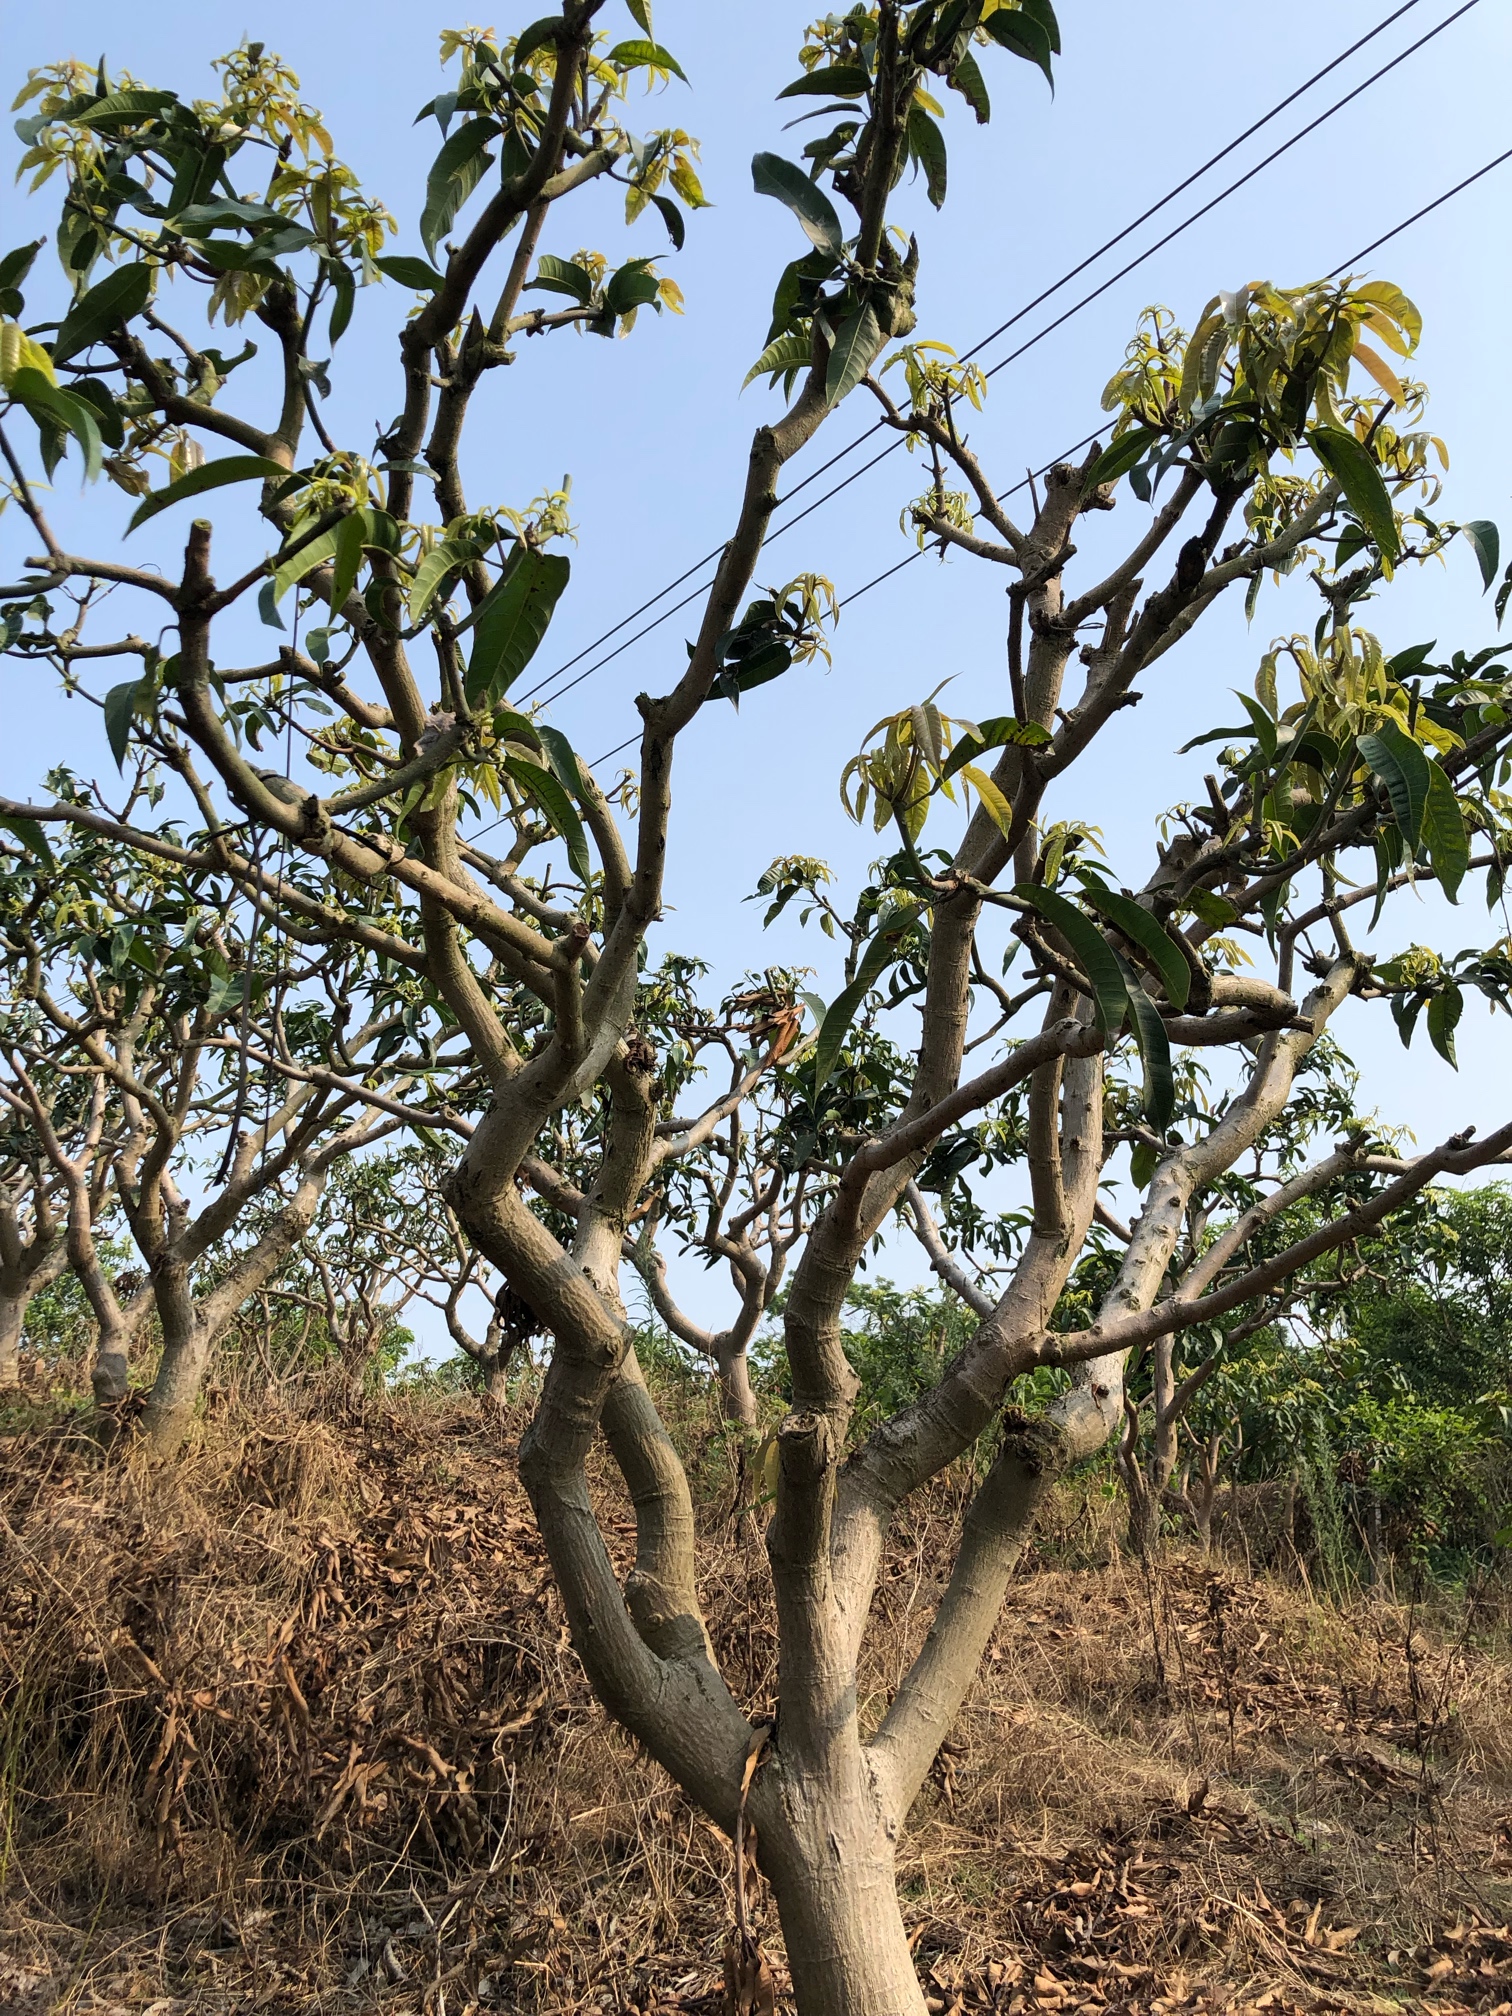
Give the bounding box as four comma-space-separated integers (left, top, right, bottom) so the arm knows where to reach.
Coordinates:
579, 144, 1512, 773
521, 0, 1468, 713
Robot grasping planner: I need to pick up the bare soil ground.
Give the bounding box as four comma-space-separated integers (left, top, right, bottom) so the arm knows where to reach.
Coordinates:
2, 1380, 1511, 2015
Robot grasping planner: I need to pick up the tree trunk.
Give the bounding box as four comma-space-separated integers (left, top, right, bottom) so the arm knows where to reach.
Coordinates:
141, 1268, 212, 1452
716, 1340, 759, 1431
0, 1291, 24, 1387
759, 1798, 925, 2016
482, 1354, 511, 1406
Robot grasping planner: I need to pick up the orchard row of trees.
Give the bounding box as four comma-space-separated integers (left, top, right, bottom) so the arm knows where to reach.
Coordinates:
4, 3, 1512, 2010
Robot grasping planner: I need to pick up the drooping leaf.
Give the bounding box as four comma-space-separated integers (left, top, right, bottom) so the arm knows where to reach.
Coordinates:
650, 194, 685, 249
1426, 983, 1462, 1068
1129, 1138, 1160, 1189
751, 152, 843, 259
1117, 955, 1174, 1131
1080, 879, 1191, 1009
420, 119, 500, 261
743, 327, 812, 390
906, 106, 947, 208
825, 299, 884, 407
104, 676, 146, 770
328, 509, 367, 614
537, 722, 588, 802
0, 814, 55, 868
464, 548, 571, 704
51, 261, 154, 364
605, 38, 687, 81
1358, 720, 1429, 848
812, 917, 916, 1093
1462, 518, 1501, 593
981, 6, 1055, 87
504, 755, 591, 881
946, 48, 991, 122
956, 763, 1015, 840
1308, 424, 1400, 564
10, 369, 103, 479
1013, 883, 1127, 1034
1422, 759, 1469, 903
127, 452, 290, 532
374, 253, 444, 292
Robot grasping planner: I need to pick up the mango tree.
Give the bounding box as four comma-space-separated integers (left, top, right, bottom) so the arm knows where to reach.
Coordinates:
5, 6, 1512, 2010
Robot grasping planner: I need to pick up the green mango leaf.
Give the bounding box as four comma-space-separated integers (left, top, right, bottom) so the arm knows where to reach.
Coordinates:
743, 328, 812, 390
812, 918, 915, 1093
0, 814, 55, 868
1463, 519, 1501, 593
420, 118, 500, 261
70, 89, 177, 129
1117, 955, 1174, 1131
104, 675, 147, 770
407, 534, 491, 622
536, 722, 588, 801
605, 38, 687, 81
1129, 1138, 1160, 1189
172, 197, 285, 234
651, 194, 685, 250
1427, 983, 1462, 1069
941, 714, 1052, 778
1084, 427, 1160, 492
374, 253, 445, 292
825, 299, 884, 407
605, 261, 661, 316
527, 253, 594, 303
1013, 883, 1127, 1034
513, 17, 564, 65
776, 64, 871, 99
505, 755, 591, 881
1021, 0, 1062, 51
1079, 879, 1191, 1009
1308, 424, 1400, 563
53, 262, 154, 362
328, 509, 366, 615
1422, 759, 1469, 903
127, 452, 291, 532
273, 519, 345, 602
10, 369, 103, 479
906, 106, 947, 209
946, 48, 991, 123
982, 7, 1055, 87
1182, 888, 1238, 929
751, 151, 844, 259
1358, 719, 1429, 847
464, 548, 571, 704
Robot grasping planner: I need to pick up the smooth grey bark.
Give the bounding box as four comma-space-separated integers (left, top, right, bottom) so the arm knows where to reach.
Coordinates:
0, 1243, 65, 1386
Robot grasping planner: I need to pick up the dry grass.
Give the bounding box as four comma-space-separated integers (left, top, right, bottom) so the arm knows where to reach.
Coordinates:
1, 1377, 1511, 2016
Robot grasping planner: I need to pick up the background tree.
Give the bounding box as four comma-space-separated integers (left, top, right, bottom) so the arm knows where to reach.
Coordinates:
5, 5, 1512, 2011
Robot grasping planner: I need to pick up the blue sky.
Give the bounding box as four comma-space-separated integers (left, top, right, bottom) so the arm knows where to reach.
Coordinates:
5, 0, 1512, 1342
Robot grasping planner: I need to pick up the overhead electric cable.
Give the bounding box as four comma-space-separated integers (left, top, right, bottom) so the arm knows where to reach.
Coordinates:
521, 0, 1471, 712
575, 143, 1512, 774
